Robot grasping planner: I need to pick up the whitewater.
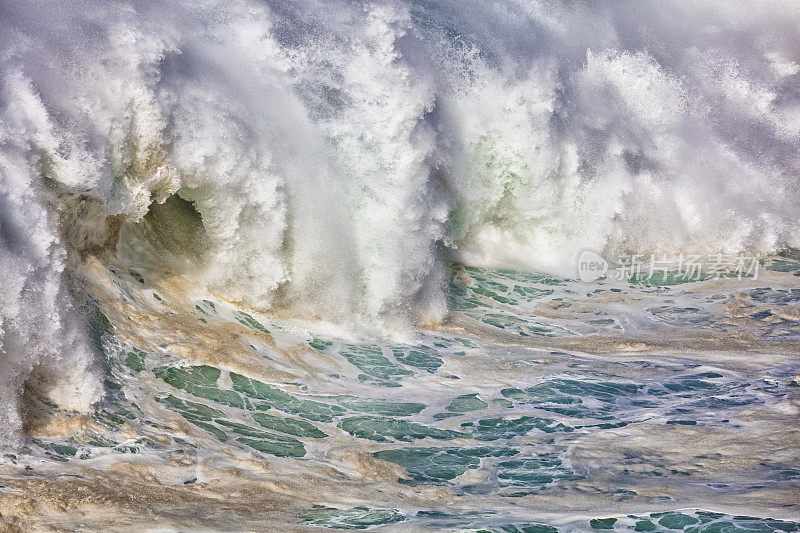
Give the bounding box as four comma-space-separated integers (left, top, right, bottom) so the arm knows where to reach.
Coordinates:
1, 0, 799, 530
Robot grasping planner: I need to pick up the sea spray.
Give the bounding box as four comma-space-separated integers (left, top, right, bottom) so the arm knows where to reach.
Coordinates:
0, 72, 103, 445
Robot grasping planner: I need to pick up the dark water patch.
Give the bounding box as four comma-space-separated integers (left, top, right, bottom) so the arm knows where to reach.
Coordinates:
466, 416, 571, 441
621, 510, 800, 532
338, 344, 413, 386
372, 446, 519, 484
764, 252, 800, 273
339, 416, 467, 443
629, 270, 712, 286
124, 349, 146, 372
446, 393, 489, 413
299, 505, 406, 530
252, 412, 327, 438
235, 311, 270, 334
749, 288, 800, 305
158, 395, 307, 457
469, 310, 572, 337
589, 517, 617, 529
413, 509, 499, 528
648, 306, 715, 326
158, 395, 229, 442
155, 365, 247, 409
390, 346, 444, 373
496, 453, 580, 493
501, 378, 643, 421
235, 433, 305, 457
229, 372, 345, 421
335, 398, 426, 417
495, 369, 774, 431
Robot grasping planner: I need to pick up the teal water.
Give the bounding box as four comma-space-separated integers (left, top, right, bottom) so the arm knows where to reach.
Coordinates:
3, 259, 799, 530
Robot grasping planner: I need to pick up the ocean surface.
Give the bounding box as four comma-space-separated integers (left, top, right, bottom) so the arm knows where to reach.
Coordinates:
1, 0, 799, 531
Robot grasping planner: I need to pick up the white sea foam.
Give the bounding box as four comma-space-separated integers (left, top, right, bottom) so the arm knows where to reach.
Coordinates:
0, 71, 103, 445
